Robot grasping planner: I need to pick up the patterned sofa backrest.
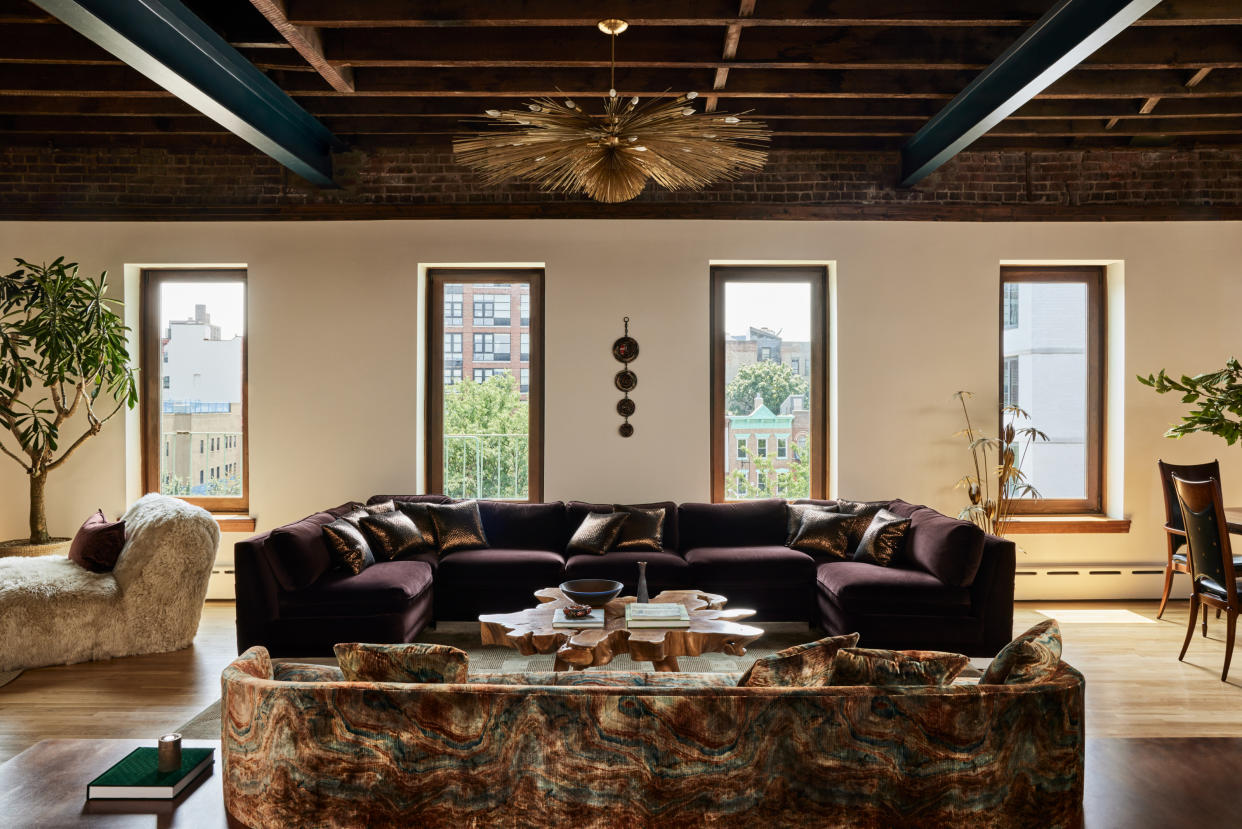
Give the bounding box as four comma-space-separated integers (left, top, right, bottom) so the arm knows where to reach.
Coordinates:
221, 646, 1085, 829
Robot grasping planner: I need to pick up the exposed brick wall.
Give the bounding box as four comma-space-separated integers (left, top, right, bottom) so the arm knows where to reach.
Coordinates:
2, 142, 1241, 220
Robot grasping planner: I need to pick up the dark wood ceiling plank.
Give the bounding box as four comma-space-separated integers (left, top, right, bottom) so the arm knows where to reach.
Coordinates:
248, 0, 354, 93
705, 1, 754, 112
1187, 67, 1214, 87
282, 0, 1240, 28
24, 0, 342, 185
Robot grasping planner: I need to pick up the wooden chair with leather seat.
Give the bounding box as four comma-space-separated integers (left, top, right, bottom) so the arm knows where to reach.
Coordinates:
1172, 475, 1240, 682
1157, 460, 1221, 619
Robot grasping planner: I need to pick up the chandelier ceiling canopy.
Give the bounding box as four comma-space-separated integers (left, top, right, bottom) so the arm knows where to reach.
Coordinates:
453, 19, 770, 204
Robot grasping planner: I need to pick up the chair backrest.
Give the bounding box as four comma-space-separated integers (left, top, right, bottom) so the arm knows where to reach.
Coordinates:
1172, 475, 1237, 602
1159, 459, 1220, 530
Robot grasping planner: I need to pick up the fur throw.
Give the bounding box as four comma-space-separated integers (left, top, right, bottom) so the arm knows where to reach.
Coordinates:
0, 494, 219, 672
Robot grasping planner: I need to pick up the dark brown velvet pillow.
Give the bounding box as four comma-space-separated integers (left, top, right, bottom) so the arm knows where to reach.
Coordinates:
568, 511, 629, 555
67, 509, 126, 573
790, 510, 869, 561
394, 501, 440, 553
829, 647, 970, 687
853, 508, 911, 567
358, 509, 426, 561
322, 519, 375, 575
334, 642, 469, 684
610, 505, 664, 552
785, 502, 839, 544
427, 500, 489, 554
737, 633, 860, 687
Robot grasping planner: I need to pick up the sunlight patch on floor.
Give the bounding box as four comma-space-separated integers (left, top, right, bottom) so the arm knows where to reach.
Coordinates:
1035, 609, 1157, 624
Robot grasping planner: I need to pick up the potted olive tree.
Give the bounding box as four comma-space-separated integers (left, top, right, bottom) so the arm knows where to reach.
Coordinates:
0, 258, 137, 554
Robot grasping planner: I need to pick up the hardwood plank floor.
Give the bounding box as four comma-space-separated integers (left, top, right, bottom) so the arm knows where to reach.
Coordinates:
1, 599, 1239, 764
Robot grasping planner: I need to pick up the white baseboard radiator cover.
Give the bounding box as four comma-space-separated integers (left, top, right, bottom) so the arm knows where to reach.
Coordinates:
207, 566, 235, 601
1013, 565, 1183, 601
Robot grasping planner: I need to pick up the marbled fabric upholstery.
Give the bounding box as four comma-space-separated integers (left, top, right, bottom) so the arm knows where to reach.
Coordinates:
982, 619, 1063, 685
334, 642, 469, 684
830, 647, 970, 686
738, 632, 860, 687
223, 645, 1085, 828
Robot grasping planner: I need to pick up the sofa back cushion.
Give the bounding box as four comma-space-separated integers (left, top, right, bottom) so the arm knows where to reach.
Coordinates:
679, 499, 786, 550
567, 501, 679, 551
904, 507, 986, 587
267, 503, 360, 591
830, 647, 970, 687
367, 494, 452, 507
477, 500, 568, 551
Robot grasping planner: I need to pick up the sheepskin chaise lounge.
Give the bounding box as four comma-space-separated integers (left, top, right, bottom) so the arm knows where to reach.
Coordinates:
0, 494, 219, 672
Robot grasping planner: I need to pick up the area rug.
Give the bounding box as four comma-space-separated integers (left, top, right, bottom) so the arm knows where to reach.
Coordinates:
0, 669, 21, 689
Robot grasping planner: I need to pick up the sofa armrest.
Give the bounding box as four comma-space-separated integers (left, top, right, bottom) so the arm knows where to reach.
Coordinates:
970, 534, 1017, 655
235, 533, 281, 654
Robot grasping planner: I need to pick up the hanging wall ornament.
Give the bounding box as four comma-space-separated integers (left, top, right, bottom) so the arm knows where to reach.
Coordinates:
613, 316, 637, 436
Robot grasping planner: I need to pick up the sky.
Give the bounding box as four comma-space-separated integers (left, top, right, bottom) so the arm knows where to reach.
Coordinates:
724, 281, 812, 341
161, 282, 245, 339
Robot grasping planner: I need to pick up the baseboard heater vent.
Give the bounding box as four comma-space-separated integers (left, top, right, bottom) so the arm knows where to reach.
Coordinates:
1013, 565, 1181, 600
206, 566, 235, 601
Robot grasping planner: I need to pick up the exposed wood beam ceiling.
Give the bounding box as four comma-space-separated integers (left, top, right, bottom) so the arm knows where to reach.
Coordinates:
1, 0, 1239, 157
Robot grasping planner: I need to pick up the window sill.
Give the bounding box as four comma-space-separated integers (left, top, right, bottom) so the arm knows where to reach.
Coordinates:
213, 515, 257, 533
1005, 516, 1131, 535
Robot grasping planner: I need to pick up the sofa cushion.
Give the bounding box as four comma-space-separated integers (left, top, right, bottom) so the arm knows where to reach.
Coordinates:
278, 560, 433, 618
790, 511, 866, 561
267, 504, 359, 591
477, 500, 569, 551
829, 647, 970, 687
566, 512, 628, 555
982, 619, 1062, 685
685, 545, 816, 583
334, 642, 469, 684
817, 562, 971, 616
392, 502, 441, 555
564, 551, 688, 586
785, 502, 838, 544
358, 510, 426, 561
568, 501, 679, 552
678, 499, 786, 550
904, 507, 986, 587
68, 509, 126, 574
429, 500, 489, 554
322, 519, 374, 576
738, 632, 860, 687
368, 494, 453, 506
611, 505, 665, 552
435, 547, 566, 585
852, 508, 910, 567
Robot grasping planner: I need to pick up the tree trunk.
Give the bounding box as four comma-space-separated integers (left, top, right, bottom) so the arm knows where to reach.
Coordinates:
28, 471, 49, 544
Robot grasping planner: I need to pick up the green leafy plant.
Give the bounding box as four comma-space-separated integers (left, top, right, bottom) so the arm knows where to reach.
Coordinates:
0, 258, 138, 544
1138, 359, 1242, 444
726, 361, 808, 415
726, 445, 811, 500
954, 390, 1048, 537
442, 372, 530, 499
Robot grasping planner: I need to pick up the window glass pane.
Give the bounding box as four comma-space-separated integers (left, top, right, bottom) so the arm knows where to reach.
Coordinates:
157, 282, 244, 498
722, 281, 812, 500
441, 281, 531, 500
1002, 281, 1088, 500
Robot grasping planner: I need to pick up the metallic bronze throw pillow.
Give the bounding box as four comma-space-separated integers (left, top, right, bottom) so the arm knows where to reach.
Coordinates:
611, 505, 665, 551
853, 508, 910, 567
394, 501, 440, 552
567, 511, 629, 555
358, 510, 426, 562
785, 503, 839, 545
427, 500, 490, 555
834, 499, 888, 517
322, 519, 375, 575
790, 510, 867, 560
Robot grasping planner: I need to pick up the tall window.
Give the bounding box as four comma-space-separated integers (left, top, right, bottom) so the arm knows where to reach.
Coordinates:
142, 269, 247, 513
1000, 266, 1104, 513
428, 270, 543, 501
711, 266, 827, 502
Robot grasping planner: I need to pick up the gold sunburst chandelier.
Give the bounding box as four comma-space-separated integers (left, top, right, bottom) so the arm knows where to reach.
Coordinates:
453, 19, 770, 203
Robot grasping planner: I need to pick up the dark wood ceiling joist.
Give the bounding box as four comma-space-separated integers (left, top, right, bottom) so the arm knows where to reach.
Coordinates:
247, 0, 353, 92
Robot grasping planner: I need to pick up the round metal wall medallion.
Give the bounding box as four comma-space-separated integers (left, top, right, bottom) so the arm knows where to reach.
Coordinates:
612, 336, 639, 363
614, 369, 638, 392
618, 422, 634, 438
616, 398, 636, 417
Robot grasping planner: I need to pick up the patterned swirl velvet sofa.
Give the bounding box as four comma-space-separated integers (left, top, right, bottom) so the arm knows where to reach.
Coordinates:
221, 646, 1084, 828
235, 496, 1015, 657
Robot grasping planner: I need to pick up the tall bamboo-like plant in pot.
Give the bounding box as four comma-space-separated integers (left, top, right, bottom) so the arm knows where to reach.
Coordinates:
0, 258, 137, 552
953, 390, 1049, 537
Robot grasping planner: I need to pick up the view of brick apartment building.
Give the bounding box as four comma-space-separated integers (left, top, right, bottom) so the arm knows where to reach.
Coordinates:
443, 282, 531, 397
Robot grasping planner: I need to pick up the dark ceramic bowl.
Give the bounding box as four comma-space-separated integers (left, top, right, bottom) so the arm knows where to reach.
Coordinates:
559, 579, 624, 607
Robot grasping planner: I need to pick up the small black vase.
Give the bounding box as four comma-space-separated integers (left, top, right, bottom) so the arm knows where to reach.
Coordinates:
636, 561, 649, 603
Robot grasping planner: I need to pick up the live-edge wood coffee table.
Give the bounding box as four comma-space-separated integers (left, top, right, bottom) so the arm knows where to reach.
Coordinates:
479, 588, 762, 672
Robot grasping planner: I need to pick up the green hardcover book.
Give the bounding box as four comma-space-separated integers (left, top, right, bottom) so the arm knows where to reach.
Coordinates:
87, 747, 214, 800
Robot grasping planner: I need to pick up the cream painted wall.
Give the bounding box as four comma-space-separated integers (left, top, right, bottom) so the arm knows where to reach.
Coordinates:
0, 219, 1238, 599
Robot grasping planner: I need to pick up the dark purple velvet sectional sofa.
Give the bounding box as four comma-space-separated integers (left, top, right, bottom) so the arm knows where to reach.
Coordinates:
235, 495, 1015, 658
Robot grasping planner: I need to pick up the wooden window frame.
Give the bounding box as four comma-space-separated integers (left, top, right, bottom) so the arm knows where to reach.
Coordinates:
710, 266, 828, 503
141, 268, 249, 514
426, 269, 544, 502
999, 266, 1104, 515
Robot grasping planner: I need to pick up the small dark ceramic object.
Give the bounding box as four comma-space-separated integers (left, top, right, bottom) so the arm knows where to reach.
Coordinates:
616, 398, 636, 417
559, 578, 624, 607
563, 604, 594, 619
618, 422, 634, 438
614, 369, 637, 392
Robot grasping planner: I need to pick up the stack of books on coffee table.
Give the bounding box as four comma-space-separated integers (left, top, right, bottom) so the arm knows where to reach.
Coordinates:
625, 603, 690, 629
